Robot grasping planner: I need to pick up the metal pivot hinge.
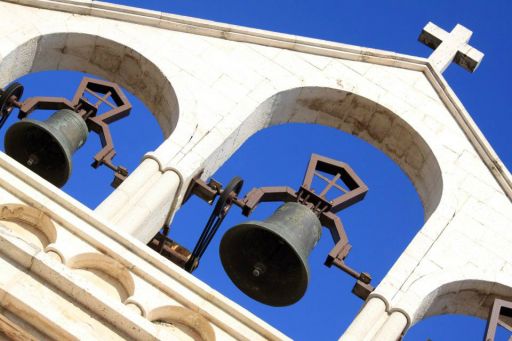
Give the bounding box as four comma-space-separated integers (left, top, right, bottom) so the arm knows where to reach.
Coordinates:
149, 176, 244, 272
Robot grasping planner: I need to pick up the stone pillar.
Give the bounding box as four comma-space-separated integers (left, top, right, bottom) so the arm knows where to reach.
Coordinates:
117, 170, 181, 242
95, 158, 160, 220
371, 311, 408, 341
340, 297, 387, 341
95, 158, 182, 243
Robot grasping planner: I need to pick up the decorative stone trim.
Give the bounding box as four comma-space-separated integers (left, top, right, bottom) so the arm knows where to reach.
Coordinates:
0, 204, 57, 244
0, 313, 38, 341
67, 252, 136, 302
0, 151, 288, 340
149, 306, 216, 341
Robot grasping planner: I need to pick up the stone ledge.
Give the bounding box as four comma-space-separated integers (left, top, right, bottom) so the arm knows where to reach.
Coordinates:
0, 151, 289, 340
6, 0, 426, 70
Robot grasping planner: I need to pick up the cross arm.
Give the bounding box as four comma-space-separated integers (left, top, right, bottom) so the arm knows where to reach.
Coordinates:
454, 44, 485, 73
418, 22, 484, 73
418, 21, 448, 50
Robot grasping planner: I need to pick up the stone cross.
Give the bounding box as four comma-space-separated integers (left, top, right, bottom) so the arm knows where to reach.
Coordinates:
419, 22, 484, 73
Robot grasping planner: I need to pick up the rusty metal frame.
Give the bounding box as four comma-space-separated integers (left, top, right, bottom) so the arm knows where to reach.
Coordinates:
9, 77, 132, 187
148, 233, 192, 269
484, 298, 512, 341
301, 154, 368, 214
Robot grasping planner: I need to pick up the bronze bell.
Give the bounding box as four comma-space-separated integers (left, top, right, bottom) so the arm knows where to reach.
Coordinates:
219, 202, 322, 306
4, 109, 88, 187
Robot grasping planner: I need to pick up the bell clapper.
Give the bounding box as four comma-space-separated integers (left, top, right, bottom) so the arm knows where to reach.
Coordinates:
26, 154, 39, 167
252, 263, 266, 277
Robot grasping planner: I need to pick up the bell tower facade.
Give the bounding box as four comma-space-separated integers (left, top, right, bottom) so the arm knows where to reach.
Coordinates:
0, 1, 510, 340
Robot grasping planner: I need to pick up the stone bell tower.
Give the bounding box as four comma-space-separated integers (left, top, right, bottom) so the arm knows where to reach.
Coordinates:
0, 1, 510, 340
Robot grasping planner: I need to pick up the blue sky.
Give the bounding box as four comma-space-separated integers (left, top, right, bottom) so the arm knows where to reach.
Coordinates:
2, 0, 511, 340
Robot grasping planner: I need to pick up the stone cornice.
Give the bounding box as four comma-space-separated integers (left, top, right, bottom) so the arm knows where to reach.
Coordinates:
2, 0, 431, 68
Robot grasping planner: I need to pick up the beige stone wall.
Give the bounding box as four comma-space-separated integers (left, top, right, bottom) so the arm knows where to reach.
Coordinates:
0, 1, 510, 340
0, 153, 288, 340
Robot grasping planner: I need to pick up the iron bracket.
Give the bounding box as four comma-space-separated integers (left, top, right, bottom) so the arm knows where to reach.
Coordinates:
183, 175, 223, 205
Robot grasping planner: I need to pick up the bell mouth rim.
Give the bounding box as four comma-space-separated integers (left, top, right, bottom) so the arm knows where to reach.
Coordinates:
4, 119, 71, 188
220, 221, 310, 307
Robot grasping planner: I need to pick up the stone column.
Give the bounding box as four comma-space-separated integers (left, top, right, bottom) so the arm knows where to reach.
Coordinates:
95, 158, 161, 220
117, 170, 181, 242
340, 297, 388, 341
371, 311, 408, 341
94, 158, 182, 243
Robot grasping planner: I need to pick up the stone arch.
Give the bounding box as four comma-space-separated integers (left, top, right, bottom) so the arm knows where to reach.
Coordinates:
403, 270, 512, 327
148, 306, 215, 341
422, 280, 512, 321
67, 252, 135, 303
0, 204, 57, 250
0, 32, 179, 137
207, 86, 443, 220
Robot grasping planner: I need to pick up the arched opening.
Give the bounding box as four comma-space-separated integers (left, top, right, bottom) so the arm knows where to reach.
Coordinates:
0, 204, 56, 251
0, 32, 179, 136
201, 87, 443, 219
168, 86, 445, 339
0, 70, 163, 207
171, 123, 425, 340
404, 280, 512, 340
0, 32, 177, 206
405, 314, 511, 340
